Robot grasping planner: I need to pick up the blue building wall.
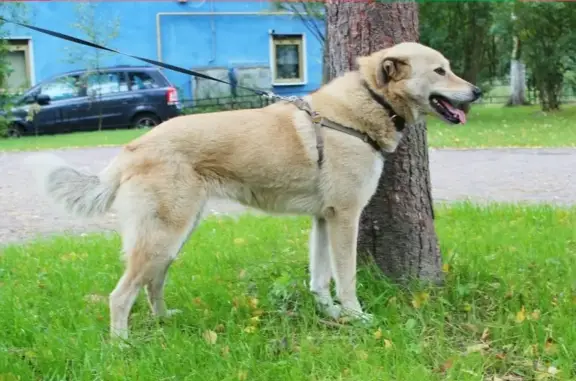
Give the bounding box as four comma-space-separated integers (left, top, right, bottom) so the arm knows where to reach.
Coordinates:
1, 1, 324, 99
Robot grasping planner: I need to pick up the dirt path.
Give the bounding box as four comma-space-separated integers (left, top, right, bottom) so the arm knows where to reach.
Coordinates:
1, 146, 575, 245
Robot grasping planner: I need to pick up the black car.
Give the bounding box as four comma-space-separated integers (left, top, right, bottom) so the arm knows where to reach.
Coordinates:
3, 65, 182, 137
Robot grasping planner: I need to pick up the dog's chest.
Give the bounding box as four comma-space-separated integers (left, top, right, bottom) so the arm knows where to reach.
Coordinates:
357, 155, 385, 205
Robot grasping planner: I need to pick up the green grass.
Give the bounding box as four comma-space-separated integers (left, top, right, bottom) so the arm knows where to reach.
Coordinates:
0, 129, 146, 152
427, 104, 576, 148
2, 104, 576, 152
1, 203, 575, 380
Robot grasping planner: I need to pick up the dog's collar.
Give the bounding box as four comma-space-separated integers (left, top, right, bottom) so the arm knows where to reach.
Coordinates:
362, 81, 406, 132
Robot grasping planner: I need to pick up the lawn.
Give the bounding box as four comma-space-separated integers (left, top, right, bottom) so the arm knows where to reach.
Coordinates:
1, 104, 576, 152
427, 104, 576, 149
1, 203, 575, 380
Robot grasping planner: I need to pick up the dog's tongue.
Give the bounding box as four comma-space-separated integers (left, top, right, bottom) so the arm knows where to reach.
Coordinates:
439, 99, 466, 124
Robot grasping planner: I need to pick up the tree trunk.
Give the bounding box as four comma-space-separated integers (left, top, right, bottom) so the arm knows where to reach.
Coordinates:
507, 36, 529, 106
321, 19, 331, 85
326, 0, 442, 284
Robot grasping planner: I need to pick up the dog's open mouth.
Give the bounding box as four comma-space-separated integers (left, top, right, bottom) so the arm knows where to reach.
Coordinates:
429, 95, 467, 124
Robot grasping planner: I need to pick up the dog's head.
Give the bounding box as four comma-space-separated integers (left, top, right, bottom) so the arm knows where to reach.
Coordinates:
357, 42, 481, 125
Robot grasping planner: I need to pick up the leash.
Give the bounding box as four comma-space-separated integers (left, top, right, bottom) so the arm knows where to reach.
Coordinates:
2, 17, 394, 165
0, 16, 273, 98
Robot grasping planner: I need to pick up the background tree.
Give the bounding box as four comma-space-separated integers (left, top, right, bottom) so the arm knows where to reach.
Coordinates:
65, 1, 120, 130
511, 2, 576, 111
419, 1, 504, 112
326, 0, 442, 283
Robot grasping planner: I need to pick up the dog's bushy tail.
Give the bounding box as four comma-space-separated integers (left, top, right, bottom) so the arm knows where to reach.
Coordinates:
25, 153, 122, 218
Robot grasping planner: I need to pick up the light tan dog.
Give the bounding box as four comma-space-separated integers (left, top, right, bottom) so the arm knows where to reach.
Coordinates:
27, 42, 480, 340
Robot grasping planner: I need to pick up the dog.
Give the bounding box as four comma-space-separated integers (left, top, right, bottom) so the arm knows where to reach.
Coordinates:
27, 42, 481, 340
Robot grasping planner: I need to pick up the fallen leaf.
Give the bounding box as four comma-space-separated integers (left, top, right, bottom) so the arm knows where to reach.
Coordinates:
244, 326, 256, 334
544, 338, 557, 355
202, 330, 218, 345
442, 263, 450, 273
252, 309, 264, 317
249, 316, 260, 325
193, 297, 203, 306
234, 238, 246, 245
551, 297, 558, 307
355, 350, 369, 360
530, 309, 541, 321
481, 327, 490, 341
221, 345, 230, 357
412, 292, 430, 309
435, 358, 454, 373
238, 269, 247, 279
237, 370, 248, 381
215, 324, 225, 332
84, 294, 107, 304
466, 343, 489, 354
384, 339, 393, 349
248, 298, 259, 309
374, 328, 383, 340
515, 306, 526, 323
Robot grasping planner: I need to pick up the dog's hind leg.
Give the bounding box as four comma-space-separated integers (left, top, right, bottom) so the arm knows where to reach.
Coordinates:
144, 203, 205, 318
109, 181, 207, 340
309, 217, 341, 319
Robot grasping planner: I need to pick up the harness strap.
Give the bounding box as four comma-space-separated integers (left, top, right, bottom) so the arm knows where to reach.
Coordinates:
291, 98, 386, 168
292, 99, 325, 166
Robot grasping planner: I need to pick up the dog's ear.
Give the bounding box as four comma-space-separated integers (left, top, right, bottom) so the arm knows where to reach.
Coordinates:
376, 57, 409, 87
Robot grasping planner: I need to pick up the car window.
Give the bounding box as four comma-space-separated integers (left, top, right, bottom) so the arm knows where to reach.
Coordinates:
86, 72, 129, 97
128, 72, 160, 90
39, 76, 82, 101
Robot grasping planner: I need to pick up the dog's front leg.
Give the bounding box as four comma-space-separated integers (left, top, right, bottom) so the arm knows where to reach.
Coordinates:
309, 216, 341, 319
326, 210, 372, 322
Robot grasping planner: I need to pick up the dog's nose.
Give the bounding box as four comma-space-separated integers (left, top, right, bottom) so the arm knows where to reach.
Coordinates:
472, 86, 482, 100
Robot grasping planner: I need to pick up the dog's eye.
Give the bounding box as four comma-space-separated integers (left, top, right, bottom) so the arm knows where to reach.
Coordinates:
434, 67, 446, 76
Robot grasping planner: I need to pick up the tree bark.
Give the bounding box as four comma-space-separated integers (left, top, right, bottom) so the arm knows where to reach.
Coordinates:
326, 0, 442, 284
507, 36, 529, 106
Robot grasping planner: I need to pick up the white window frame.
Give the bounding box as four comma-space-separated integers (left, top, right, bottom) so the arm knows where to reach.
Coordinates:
269, 33, 307, 86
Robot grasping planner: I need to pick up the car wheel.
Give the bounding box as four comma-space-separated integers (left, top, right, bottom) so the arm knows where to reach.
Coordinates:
6, 125, 22, 138
133, 113, 160, 129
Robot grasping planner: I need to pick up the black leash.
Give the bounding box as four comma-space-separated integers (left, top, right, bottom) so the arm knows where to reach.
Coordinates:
0, 17, 270, 97
2, 17, 404, 163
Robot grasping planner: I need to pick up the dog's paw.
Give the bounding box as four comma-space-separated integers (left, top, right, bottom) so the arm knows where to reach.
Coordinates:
338, 308, 374, 326
323, 304, 342, 319
165, 309, 182, 317
109, 339, 131, 350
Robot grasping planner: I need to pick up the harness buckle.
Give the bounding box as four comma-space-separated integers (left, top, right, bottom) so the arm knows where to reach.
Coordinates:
311, 111, 322, 124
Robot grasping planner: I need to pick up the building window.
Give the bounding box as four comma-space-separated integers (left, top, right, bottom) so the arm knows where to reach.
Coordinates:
271, 34, 305, 85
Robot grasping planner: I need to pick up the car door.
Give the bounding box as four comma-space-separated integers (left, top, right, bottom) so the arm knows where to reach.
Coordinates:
29, 74, 88, 134
85, 71, 134, 130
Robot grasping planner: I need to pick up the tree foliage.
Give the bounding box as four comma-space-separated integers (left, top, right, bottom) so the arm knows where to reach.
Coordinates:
511, 2, 576, 111
419, 1, 508, 97
277, 0, 576, 112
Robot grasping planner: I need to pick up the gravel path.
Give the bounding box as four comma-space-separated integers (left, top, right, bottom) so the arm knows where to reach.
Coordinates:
1, 146, 575, 245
